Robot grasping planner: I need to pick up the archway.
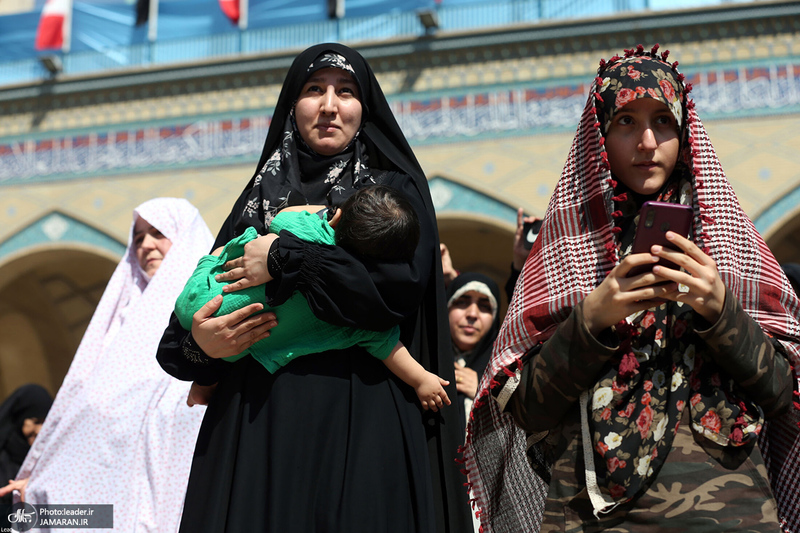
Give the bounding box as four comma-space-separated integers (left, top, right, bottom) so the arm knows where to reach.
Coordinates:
0, 247, 118, 400
0, 212, 122, 401
430, 175, 533, 315
755, 186, 800, 265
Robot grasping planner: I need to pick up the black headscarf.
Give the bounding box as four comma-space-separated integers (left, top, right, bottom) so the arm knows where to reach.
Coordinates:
222, 43, 432, 243
446, 272, 501, 377
0, 384, 52, 503
212, 43, 470, 532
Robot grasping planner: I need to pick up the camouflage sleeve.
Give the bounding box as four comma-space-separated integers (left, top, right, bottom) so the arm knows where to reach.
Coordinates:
696, 286, 794, 418
506, 300, 619, 434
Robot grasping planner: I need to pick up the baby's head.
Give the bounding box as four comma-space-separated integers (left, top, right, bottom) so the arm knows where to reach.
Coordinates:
334, 185, 420, 262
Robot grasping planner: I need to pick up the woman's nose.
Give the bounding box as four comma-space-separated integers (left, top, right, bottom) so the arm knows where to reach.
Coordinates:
639, 126, 657, 151
140, 233, 157, 250
320, 86, 337, 114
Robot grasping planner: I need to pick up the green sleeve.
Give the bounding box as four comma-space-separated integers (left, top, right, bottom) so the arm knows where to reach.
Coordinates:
357, 325, 402, 360
271, 211, 335, 245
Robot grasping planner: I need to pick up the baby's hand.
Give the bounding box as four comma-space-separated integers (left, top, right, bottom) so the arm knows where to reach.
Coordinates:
416, 373, 451, 412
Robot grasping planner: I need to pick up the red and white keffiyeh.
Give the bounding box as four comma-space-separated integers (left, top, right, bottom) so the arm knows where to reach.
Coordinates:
16, 198, 214, 533
461, 46, 800, 533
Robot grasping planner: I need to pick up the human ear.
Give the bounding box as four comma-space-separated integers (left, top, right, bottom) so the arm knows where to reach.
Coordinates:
328, 208, 343, 229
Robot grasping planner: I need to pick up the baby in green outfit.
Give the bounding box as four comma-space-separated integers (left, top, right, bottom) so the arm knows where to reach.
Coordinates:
176, 185, 450, 412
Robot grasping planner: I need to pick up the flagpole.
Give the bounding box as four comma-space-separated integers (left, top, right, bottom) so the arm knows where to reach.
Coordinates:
148, 0, 159, 42
62, 0, 73, 53
238, 0, 248, 31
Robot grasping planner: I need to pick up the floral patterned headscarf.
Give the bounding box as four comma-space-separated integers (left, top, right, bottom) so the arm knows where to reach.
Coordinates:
460, 45, 800, 532
597, 55, 684, 134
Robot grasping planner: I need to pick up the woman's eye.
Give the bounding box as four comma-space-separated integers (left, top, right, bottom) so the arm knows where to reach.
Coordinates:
617, 115, 633, 125
655, 115, 673, 125
305, 85, 323, 93
479, 303, 492, 313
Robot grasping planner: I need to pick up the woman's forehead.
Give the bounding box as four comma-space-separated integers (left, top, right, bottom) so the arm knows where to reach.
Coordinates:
133, 216, 154, 234
304, 67, 357, 84
617, 97, 672, 114
456, 290, 491, 302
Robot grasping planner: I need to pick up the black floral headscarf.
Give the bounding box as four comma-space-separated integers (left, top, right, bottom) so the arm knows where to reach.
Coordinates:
223, 43, 432, 243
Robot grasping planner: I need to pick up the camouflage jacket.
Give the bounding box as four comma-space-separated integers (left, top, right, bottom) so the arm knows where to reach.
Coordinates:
506, 288, 792, 532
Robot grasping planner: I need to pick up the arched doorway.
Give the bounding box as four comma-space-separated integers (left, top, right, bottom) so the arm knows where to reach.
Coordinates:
756, 186, 800, 265
0, 212, 122, 401
0, 247, 118, 400
438, 215, 516, 314
430, 175, 536, 315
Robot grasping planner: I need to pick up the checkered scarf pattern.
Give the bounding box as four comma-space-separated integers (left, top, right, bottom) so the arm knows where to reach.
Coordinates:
460, 46, 800, 532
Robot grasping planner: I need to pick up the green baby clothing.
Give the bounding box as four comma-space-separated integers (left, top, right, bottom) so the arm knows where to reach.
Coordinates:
175, 211, 399, 372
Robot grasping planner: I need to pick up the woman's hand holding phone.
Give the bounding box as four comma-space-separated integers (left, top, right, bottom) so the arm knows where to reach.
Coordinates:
583, 233, 725, 337
583, 253, 678, 336
648, 231, 726, 324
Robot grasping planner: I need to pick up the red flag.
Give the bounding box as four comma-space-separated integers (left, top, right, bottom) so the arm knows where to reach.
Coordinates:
35, 0, 69, 50
219, 0, 239, 24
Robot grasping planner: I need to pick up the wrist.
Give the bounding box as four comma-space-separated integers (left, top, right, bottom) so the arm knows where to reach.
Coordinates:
267, 237, 287, 280
182, 333, 215, 363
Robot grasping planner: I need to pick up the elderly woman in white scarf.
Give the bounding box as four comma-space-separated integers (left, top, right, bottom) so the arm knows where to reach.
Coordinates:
1, 198, 213, 533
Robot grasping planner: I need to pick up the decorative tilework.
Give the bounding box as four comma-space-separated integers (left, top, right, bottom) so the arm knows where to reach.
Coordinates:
0, 211, 125, 263
430, 176, 518, 225
2, 61, 799, 185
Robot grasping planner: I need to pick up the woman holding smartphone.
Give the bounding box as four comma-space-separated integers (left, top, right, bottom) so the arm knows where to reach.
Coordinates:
461, 46, 800, 532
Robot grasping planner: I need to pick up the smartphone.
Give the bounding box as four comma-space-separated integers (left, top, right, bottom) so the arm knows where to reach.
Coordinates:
522, 219, 543, 250
627, 201, 693, 277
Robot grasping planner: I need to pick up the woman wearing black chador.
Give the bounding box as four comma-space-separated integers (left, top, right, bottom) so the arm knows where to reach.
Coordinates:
157, 43, 471, 533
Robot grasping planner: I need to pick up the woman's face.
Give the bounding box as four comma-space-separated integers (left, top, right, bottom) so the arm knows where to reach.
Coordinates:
448, 290, 494, 352
294, 67, 363, 156
605, 98, 680, 195
21, 417, 43, 446
133, 217, 172, 277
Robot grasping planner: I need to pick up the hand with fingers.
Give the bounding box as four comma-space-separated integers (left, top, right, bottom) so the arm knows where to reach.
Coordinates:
513, 207, 541, 271
440, 243, 458, 286
187, 382, 218, 407
416, 372, 452, 412
191, 294, 278, 359
649, 231, 726, 324
582, 250, 680, 336
215, 233, 279, 294
453, 361, 479, 400
0, 478, 28, 502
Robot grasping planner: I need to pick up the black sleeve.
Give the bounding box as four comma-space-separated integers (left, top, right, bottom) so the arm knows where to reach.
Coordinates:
265, 172, 432, 332
696, 286, 794, 418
